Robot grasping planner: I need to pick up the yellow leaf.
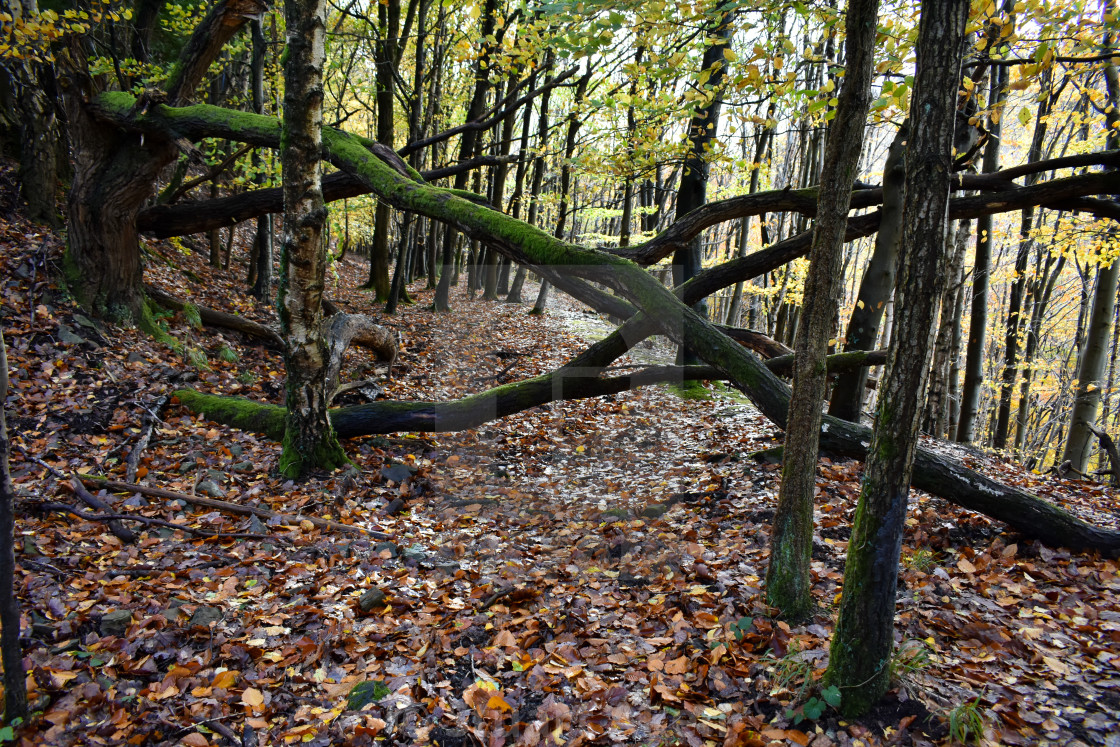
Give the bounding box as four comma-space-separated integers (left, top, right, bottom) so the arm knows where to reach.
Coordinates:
212, 670, 238, 689
242, 687, 265, 708
487, 694, 513, 712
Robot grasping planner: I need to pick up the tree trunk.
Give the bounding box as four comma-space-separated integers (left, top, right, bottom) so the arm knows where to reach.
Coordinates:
765, 0, 880, 622
249, 17, 273, 303
434, 0, 498, 311
925, 216, 969, 437
828, 124, 907, 421
277, 0, 348, 477
7, 0, 61, 227
958, 10, 1013, 441
673, 10, 733, 365
0, 325, 28, 722
826, 0, 968, 717
1059, 9, 1120, 472
58, 0, 268, 322
995, 69, 1055, 448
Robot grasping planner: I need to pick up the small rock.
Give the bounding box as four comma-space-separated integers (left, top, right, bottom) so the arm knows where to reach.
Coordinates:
232, 461, 255, 473
358, 588, 387, 613
641, 503, 669, 519
57, 324, 88, 346
380, 464, 413, 483
229, 444, 244, 457
100, 610, 133, 637
374, 542, 399, 558
188, 606, 223, 627
435, 561, 460, 575
248, 515, 268, 534
162, 599, 188, 622
122, 494, 148, 508
402, 545, 428, 563
197, 480, 224, 498
381, 497, 405, 515
601, 508, 630, 521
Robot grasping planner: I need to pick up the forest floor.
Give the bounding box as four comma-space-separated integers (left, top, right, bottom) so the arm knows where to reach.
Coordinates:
2, 163, 1120, 747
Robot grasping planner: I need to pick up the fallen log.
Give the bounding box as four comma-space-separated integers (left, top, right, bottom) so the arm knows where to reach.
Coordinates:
173, 352, 890, 440
146, 285, 284, 347
79, 476, 390, 539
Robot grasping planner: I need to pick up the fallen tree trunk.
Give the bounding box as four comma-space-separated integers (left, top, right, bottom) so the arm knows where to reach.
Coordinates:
146, 285, 284, 347
138, 157, 513, 238
174, 351, 890, 439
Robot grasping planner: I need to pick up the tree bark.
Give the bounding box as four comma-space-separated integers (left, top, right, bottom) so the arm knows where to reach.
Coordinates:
826, 0, 967, 717
249, 19, 273, 303
673, 10, 733, 365
958, 5, 1014, 442
828, 125, 907, 421
766, 0, 880, 621
6, 0, 61, 227
277, 0, 348, 477
0, 324, 28, 721
58, 0, 269, 323
1060, 10, 1120, 473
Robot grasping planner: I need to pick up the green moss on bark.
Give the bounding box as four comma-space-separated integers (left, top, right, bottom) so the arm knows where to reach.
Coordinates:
173, 389, 287, 440
279, 426, 349, 478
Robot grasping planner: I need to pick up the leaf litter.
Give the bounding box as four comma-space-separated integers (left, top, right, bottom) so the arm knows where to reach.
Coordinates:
1, 168, 1119, 746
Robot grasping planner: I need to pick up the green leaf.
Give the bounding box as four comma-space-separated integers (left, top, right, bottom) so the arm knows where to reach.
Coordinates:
347, 680, 390, 710
821, 685, 842, 707
1018, 106, 1032, 127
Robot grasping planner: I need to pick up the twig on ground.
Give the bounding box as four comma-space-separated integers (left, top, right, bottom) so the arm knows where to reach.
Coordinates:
79, 475, 390, 539
127, 394, 170, 482
69, 478, 137, 543
37, 501, 274, 540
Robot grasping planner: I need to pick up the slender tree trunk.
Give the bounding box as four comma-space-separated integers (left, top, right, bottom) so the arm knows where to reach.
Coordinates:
673, 11, 733, 364
365, 0, 400, 301
1015, 251, 1065, 451
1059, 10, 1120, 472
995, 70, 1053, 447
6, 0, 61, 226
828, 125, 907, 421
927, 217, 969, 437
958, 8, 1013, 441
827, 0, 967, 717
765, 0, 880, 622
249, 19, 273, 302
0, 325, 27, 722
531, 68, 591, 316
434, 0, 498, 311
727, 112, 775, 326
278, 0, 347, 477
